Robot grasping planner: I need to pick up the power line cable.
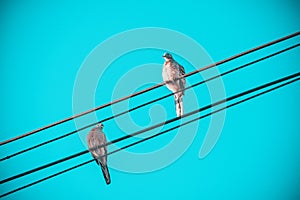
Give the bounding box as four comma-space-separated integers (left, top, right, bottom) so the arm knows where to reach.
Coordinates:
1, 31, 299, 146
1, 72, 299, 185
1, 75, 299, 198
1, 43, 298, 162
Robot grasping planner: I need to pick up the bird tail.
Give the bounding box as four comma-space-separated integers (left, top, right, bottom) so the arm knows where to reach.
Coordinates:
174, 94, 184, 117
100, 163, 111, 185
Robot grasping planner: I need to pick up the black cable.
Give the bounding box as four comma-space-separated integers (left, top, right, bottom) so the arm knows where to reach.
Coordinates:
1, 31, 299, 146
1, 76, 299, 198
0, 72, 299, 185
1, 43, 299, 162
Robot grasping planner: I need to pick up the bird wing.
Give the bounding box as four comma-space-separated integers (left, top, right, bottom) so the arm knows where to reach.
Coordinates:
87, 129, 108, 165
177, 63, 186, 90
178, 64, 185, 76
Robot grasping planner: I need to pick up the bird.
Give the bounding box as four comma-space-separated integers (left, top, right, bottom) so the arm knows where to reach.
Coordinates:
162, 52, 186, 117
87, 123, 111, 185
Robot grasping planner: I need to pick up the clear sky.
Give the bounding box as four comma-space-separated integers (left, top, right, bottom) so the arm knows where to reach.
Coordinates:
0, 0, 299, 199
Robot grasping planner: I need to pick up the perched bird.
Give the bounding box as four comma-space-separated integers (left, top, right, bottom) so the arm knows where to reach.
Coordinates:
87, 123, 111, 185
162, 52, 186, 117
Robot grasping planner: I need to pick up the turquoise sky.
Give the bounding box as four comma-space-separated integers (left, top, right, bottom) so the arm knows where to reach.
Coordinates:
0, 0, 299, 199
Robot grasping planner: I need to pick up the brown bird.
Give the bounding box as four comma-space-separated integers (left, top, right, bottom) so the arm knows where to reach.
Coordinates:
162, 52, 186, 117
87, 123, 111, 185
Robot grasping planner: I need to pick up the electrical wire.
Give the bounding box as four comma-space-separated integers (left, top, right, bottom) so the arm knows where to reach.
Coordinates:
1, 43, 299, 162
1, 31, 299, 146
1, 75, 299, 198
1, 72, 299, 186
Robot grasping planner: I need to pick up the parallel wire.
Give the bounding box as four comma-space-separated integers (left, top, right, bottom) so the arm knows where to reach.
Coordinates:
1, 72, 299, 185
1, 31, 299, 146
1, 75, 299, 198
1, 43, 299, 162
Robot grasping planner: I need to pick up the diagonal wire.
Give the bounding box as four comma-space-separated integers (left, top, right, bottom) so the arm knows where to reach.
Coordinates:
1, 43, 299, 162
1, 76, 299, 198
0, 72, 299, 185
1, 31, 299, 146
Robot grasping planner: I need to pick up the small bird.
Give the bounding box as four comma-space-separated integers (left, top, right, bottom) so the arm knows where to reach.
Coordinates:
162, 52, 186, 117
87, 123, 111, 185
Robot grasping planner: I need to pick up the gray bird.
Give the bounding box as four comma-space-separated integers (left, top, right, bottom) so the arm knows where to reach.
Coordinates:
162, 52, 186, 117
87, 123, 111, 185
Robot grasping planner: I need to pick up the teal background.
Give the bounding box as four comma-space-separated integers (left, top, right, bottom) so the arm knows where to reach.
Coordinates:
0, 0, 299, 199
